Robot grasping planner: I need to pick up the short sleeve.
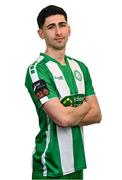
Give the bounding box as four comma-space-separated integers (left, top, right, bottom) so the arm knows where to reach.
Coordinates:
78, 61, 95, 97
83, 65, 95, 96
25, 63, 58, 109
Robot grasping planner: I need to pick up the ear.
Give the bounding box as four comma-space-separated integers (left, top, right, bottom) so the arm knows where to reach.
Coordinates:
68, 25, 71, 36
37, 29, 45, 39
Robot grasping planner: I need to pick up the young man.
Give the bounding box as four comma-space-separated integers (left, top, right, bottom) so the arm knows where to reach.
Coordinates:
25, 5, 102, 180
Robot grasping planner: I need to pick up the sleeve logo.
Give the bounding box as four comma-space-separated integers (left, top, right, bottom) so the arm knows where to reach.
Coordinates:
32, 80, 49, 99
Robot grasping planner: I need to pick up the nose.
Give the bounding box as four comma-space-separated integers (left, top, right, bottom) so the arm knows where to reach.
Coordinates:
55, 26, 61, 35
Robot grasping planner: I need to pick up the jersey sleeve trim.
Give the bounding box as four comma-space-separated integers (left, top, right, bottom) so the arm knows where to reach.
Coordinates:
40, 97, 59, 107
85, 94, 95, 98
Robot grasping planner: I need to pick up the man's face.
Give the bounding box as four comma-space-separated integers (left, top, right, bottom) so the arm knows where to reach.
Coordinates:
38, 15, 71, 50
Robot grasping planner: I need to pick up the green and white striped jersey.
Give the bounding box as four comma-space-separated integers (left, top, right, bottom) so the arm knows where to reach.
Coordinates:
25, 53, 95, 177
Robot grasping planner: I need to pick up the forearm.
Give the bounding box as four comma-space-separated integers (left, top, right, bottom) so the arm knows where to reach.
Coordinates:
77, 106, 102, 126
43, 99, 90, 127
64, 101, 90, 126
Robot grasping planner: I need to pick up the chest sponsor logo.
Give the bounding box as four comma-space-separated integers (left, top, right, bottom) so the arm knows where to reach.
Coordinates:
55, 76, 63, 80
61, 94, 84, 107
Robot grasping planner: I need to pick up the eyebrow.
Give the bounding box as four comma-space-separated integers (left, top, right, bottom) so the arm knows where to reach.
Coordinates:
46, 21, 67, 28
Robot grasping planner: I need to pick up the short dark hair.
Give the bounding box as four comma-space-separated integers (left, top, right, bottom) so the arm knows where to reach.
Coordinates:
37, 5, 67, 29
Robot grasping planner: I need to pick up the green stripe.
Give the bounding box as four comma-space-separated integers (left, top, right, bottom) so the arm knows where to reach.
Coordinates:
33, 110, 49, 172
72, 127, 87, 170
45, 120, 63, 176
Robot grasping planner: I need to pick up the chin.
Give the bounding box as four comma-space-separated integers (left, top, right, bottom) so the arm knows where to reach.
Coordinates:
55, 46, 66, 50
53, 44, 66, 50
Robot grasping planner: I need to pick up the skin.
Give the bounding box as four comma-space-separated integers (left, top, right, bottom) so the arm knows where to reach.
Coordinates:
38, 14, 102, 127
38, 15, 70, 64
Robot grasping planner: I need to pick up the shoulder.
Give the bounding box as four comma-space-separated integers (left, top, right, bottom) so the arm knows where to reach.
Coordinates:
25, 55, 51, 87
25, 55, 48, 81
66, 55, 89, 71
27, 55, 46, 70
26, 54, 50, 75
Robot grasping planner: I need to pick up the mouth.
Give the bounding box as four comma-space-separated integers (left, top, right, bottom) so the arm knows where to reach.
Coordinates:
54, 37, 64, 41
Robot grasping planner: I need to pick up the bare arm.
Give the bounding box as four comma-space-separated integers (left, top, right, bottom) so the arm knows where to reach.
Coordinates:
78, 95, 102, 126
43, 98, 90, 127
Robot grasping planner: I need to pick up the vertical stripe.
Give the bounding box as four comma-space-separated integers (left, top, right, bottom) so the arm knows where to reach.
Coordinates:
68, 59, 85, 144
29, 63, 39, 82
80, 127, 84, 144
46, 61, 75, 174
41, 115, 50, 176
56, 126, 74, 173
29, 55, 44, 82
46, 61, 70, 99
67, 59, 85, 94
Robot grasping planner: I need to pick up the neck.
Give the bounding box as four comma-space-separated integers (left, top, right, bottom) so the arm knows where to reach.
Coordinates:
45, 48, 66, 65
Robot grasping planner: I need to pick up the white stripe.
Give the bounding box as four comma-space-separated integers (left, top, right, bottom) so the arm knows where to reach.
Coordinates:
29, 65, 38, 82
67, 59, 85, 94
41, 115, 50, 176
29, 55, 44, 83
56, 126, 74, 173
80, 126, 84, 144
46, 61, 70, 99
29, 72, 38, 82
46, 61, 75, 173
68, 59, 85, 143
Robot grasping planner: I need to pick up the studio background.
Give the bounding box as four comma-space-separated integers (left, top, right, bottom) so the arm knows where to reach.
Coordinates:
0, 0, 122, 179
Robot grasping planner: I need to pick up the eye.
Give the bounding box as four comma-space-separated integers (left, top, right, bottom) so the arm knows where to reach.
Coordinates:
47, 26, 53, 29
48, 26, 53, 29
47, 24, 55, 30
60, 24, 66, 27
59, 23, 67, 27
